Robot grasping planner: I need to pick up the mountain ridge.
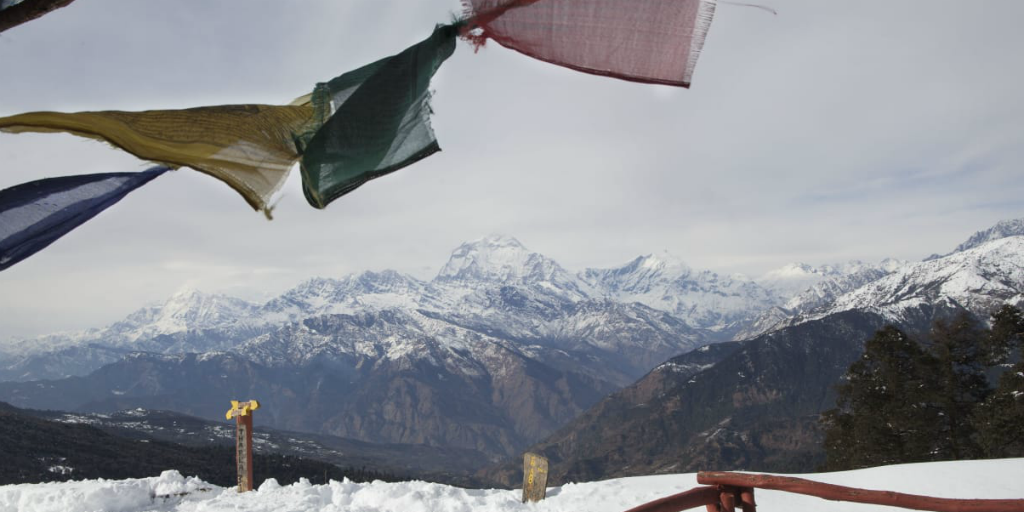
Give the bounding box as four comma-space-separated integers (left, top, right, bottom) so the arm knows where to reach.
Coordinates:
3, 234, 897, 378
480, 226, 1024, 484
4, 221, 1024, 476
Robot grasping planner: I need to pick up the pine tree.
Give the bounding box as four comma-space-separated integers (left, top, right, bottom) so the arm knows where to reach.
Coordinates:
821, 325, 940, 470
984, 304, 1023, 364
974, 304, 1024, 457
823, 306, 1023, 468
974, 363, 1024, 457
928, 313, 991, 459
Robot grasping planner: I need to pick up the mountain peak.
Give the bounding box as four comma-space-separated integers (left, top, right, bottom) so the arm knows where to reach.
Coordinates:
435, 235, 547, 283
103, 285, 258, 342
266, 271, 424, 317
878, 257, 907, 272
476, 234, 527, 249
925, 218, 1024, 261
954, 218, 1024, 254
814, 236, 1024, 324
635, 251, 690, 273
161, 285, 233, 315
168, 284, 204, 300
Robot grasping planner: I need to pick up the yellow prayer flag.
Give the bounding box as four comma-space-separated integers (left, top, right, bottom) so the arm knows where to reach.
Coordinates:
0, 104, 319, 214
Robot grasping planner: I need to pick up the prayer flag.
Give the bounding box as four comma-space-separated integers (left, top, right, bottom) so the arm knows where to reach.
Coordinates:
0, 104, 321, 215
297, 23, 458, 208
0, 0, 80, 34
0, 4, 718, 223
0, 166, 169, 271
461, 0, 716, 87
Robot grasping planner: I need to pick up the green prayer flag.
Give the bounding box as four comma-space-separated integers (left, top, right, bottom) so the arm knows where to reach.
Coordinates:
299, 24, 458, 209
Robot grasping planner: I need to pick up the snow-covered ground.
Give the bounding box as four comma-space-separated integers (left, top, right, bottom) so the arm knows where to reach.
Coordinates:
1, 458, 1021, 512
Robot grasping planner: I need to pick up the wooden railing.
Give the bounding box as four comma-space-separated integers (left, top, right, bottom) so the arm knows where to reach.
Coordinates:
621, 471, 1024, 512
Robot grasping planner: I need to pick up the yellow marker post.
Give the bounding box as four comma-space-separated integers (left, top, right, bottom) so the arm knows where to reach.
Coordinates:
225, 399, 260, 492
522, 452, 549, 503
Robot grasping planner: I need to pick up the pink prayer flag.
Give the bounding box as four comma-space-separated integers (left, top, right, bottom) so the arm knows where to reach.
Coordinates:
461, 0, 716, 88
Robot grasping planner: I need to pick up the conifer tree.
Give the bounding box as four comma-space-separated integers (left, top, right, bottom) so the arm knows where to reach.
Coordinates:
821, 325, 939, 470
927, 313, 991, 459
824, 306, 1023, 468
985, 304, 1023, 364
974, 304, 1024, 457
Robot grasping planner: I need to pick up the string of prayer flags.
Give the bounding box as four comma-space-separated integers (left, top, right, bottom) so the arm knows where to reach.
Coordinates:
0, 2, 719, 216
0, 23, 460, 270
460, 0, 716, 87
296, 23, 459, 209
0, 24, 462, 214
0, 105, 321, 215
0, 166, 169, 271
0, 2, 721, 271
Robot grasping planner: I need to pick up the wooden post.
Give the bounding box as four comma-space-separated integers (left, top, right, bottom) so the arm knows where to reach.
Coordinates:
522, 452, 549, 503
739, 487, 756, 512
718, 488, 737, 512
225, 400, 260, 492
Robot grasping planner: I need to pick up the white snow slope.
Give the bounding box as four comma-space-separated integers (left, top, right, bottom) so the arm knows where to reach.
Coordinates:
812, 236, 1024, 323
1, 458, 1020, 512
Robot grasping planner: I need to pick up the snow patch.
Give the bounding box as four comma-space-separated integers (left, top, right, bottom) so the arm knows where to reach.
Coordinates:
2, 460, 1021, 512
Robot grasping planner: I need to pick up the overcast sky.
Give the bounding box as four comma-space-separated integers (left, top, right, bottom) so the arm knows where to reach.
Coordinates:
1, 0, 1022, 339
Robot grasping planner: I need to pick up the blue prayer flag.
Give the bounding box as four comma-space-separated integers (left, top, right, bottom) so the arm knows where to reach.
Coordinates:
0, 166, 169, 271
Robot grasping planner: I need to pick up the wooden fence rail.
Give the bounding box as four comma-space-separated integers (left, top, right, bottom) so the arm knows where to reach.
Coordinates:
621, 471, 1024, 512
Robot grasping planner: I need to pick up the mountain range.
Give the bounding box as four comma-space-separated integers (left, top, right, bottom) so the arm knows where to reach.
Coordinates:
2, 220, 1023, 479
482, 225, 1024, 484
0, 234, 906, 382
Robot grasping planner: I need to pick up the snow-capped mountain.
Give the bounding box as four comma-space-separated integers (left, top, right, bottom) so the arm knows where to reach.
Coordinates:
0, 236, 719, 383
103, 287, 265, 348
118, 287, 258, 334
0, 237, 821, 373
260, 271, 426, 323
926, 217, 1024, 260
756, 262, 836, 299
502, 224, 1024, 482
807, 236, 1024, 324
780, 259, 906, 312
418, 236, 598, 341
738, 259, 907, 339
10, 221, 1024, 382
580, 251, 693, 296
755, 260, 904, 301
431, 238, 794, 337
435, 235, 588, 300
0, 236, 720, 458
741, 219, 1024, 338
0, 287, 263, 361
580, 252, 777, 335
5, 222, 1024, 467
